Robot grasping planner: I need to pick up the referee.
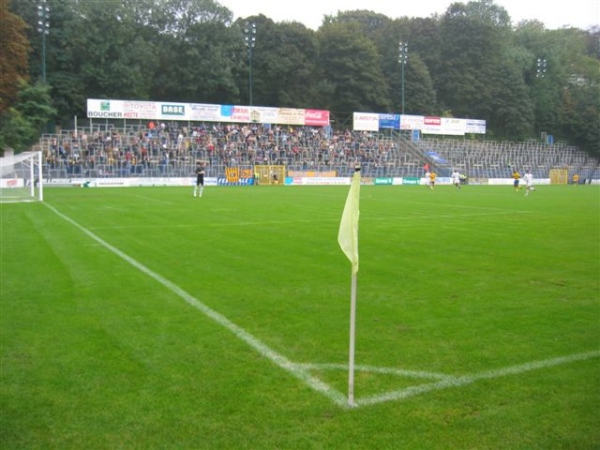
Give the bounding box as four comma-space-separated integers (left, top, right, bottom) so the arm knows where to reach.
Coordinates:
193, 161, 205, 197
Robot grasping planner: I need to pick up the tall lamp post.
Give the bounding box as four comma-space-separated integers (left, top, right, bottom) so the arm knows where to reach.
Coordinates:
398, 42, 408, 114
243, 22, 257, 106
37, 0, 50, 84
535, 57, 548, 144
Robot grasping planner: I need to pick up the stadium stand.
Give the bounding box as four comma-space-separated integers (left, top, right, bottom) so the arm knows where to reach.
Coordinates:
32, 122, 599, 182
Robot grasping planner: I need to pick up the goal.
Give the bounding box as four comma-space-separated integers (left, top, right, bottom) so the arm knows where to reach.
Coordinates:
549, 169, 568, 185
254, 165, 286, 185
0, 151, 44, 203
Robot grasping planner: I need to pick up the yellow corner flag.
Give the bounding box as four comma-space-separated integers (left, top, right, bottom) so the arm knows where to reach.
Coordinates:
338, 167, 361, 274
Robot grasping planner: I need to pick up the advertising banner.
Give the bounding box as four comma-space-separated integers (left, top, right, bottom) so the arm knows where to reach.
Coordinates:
465, 119, 486, 134
304, 109, 330, 126
87, 99, 329, 126
422, 116, 442, 134
378, 114, 400, 130
348, 112, 486, 136
277, 108, 306, 125
190, 103, 222, 121
353, 112, 380, 131
0, 179, 22, 188
400, 114, 424, 130
217, 178, 253, 185
440, 118, 466, 136
401, 177, 421, 185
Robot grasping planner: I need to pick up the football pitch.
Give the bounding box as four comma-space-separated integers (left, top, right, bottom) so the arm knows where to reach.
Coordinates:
1, 184, 599, 449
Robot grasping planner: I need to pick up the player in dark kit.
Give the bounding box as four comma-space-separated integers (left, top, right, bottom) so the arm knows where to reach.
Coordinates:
193, 161, 205, 197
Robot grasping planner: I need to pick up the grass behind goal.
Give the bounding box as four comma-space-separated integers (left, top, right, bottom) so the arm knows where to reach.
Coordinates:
1, 184, 599, 449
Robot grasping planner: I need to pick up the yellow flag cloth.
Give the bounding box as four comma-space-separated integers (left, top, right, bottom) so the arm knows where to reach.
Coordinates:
338, 171, 360, 274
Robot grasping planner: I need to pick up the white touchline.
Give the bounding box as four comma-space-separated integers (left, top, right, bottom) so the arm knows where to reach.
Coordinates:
44, 203, 347, 408
44, 203, 600, 409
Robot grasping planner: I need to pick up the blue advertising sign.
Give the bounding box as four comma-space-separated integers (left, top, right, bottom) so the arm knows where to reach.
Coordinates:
378, 114, 400, 130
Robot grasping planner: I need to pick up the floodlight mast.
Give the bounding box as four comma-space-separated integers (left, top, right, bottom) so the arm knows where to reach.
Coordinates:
37, 0, 50, 84
398, 42, 408, 114
243, 23, 257, 106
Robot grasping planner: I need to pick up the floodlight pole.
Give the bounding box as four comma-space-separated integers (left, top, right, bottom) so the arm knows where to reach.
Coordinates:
244, 22, 257, 106
37, 0, 50, 84
398, 42, 408, 114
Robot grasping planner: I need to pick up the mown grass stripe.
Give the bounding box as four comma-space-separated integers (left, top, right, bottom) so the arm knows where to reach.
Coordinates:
43, 202, 349, 408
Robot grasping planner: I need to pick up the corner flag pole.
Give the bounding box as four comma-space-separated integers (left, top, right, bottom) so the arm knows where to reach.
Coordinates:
348, 269, 357, 406
338, 165, 361, 406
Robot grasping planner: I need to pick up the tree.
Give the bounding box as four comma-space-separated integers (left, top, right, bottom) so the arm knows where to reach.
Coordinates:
0, 0, 30, 114
370, 17, 437, 115
0, 80, 56, 155
401, 55, 437, 115
4, 0, 599, 156
317, 22, 392, 116
65, 0, 159, 101
512, 23, 600, 149
462, 0, 511, 28
237, 18, 320, 108
328, 9, 392, 37
488, 61, 534, 139
140, 0, 233, 37
153, 19, 241, 103
436, 3, 512, 120
559, 81, 600, 157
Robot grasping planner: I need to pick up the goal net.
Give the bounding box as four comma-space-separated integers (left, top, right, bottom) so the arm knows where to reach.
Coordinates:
549, 169, 568, 185
254, 165, 286, 185
0, 151, 44, 203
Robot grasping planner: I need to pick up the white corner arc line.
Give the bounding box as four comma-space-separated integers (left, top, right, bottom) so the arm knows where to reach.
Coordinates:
44, 204, 348, 408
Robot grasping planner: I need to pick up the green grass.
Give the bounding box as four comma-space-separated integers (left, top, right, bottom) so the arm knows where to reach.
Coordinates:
1, 184, 599, 449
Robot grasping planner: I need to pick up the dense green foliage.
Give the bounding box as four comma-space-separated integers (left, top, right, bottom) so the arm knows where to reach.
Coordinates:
1, 184, 599, 448
0, 0, 30, 114
2, 0, 599, 154
0, 81, 56, 156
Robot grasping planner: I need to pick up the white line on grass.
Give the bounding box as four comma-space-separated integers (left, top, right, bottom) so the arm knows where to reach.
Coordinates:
43, 203, 348, 408
43, 203, 600, 409
356, 350, 600, 407
295, 363, 453, 380
88, 219, 337, 231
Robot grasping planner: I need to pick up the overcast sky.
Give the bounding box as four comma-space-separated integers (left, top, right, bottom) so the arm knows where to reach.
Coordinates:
217, 0, 599, 30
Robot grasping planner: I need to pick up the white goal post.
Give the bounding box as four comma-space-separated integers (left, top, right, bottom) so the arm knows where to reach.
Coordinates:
0, 151, 44, 203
